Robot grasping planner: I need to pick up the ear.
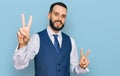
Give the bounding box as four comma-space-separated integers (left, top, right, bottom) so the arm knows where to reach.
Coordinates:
48, 13, 50, 19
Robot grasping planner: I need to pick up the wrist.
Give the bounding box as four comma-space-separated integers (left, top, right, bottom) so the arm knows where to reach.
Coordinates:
18, 43, 27, 49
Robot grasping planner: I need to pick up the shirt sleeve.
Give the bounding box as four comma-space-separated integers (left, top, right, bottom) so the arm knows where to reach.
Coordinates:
13, 34, 40, 70
70, 37, 89, 75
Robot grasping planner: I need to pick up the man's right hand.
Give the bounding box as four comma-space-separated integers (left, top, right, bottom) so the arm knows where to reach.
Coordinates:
17, 14, 32, 49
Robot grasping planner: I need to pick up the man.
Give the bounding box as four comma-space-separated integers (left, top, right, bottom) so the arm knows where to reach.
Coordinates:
13, 2, 90, 76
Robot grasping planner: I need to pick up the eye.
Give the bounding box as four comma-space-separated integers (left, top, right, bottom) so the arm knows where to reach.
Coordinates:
54, 12, 59, 16
62, 15, 66, 18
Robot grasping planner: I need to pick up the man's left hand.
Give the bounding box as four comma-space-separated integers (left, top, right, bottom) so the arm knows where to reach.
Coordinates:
79, 48, 91, 69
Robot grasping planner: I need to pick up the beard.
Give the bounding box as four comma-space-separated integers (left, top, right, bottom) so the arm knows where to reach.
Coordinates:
49, 19, 64, 31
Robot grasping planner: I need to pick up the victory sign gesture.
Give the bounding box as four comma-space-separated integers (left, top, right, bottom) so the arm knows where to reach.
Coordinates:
17, 14, 32, 49
79, 48, 91, 69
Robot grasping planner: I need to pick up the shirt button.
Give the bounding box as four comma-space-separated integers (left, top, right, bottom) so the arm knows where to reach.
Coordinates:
58, 69, 60, 72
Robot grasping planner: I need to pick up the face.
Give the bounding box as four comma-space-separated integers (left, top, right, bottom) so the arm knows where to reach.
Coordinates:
48, 5, 67, 31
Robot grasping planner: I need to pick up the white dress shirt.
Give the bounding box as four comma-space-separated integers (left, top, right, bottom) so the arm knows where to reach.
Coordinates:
13, 26, 89, 75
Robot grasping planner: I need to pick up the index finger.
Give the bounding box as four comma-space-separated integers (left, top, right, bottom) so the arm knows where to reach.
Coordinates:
80, 48, 84, 57
27, 15, 32, 29
21, 13, 26, 27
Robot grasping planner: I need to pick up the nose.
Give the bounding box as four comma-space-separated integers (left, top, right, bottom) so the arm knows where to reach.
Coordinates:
57, 16, 62, 21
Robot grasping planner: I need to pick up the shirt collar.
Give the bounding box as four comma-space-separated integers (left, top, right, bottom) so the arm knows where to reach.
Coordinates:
47, 26, 62, 37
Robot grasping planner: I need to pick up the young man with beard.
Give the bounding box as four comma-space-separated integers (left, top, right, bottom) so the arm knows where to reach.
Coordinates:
13, 2, 90, 76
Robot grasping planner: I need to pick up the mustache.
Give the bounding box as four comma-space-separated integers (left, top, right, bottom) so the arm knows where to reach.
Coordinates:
54, 20, 62, 24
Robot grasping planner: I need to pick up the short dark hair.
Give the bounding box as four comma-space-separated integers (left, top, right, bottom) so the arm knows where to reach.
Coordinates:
49, 2, 67, 13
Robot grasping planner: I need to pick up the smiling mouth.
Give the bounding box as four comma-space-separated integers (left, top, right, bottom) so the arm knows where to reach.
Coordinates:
55, 21, 62, 25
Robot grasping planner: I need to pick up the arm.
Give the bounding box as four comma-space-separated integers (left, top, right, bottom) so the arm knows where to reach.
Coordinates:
13, 14, 39, 70
70, 37, 90, 75
13, 34, 39, 70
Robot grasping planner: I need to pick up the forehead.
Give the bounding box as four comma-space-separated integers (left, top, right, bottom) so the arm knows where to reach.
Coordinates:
52, 5, 67, 14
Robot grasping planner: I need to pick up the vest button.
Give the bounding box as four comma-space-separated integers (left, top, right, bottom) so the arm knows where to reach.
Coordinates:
58, 64, 60, 66
58, 69, 60, 72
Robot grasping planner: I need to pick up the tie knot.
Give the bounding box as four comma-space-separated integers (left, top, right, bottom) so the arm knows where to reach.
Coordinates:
53, 34, 58, 39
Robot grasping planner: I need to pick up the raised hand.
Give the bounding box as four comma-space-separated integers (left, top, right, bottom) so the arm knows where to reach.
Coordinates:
17, 13, 32, 49
79, 48, 91, 69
